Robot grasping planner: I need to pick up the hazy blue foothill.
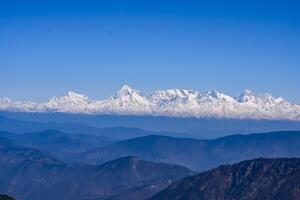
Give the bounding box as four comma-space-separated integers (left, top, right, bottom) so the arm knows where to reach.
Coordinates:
1, 113, 300, 139
77, 131, 300, 171
0, 137, 193, 200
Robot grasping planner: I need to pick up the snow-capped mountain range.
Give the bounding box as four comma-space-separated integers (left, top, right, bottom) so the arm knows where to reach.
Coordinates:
1, 85, 300, 121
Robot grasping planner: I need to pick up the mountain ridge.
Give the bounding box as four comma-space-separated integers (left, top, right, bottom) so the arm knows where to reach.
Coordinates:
79, 130, 300, 171
0, 139, 193, 200
1, 85, 300, 121
150, 158, 300, 200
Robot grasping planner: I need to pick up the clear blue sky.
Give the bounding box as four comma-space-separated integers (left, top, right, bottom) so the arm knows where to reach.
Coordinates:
1, 0, 300, 103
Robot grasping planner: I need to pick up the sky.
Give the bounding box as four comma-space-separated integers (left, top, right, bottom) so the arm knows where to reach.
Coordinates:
0, 0, 300, 103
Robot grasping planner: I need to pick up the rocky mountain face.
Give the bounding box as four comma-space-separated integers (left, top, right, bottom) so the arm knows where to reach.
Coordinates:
0, 138, 193, 200
150, 158, 300, 200
79, 131, 300, 171
1, 85, 300, 121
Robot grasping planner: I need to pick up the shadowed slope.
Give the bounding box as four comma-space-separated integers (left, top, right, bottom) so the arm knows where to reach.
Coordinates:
150, 158, 300, 200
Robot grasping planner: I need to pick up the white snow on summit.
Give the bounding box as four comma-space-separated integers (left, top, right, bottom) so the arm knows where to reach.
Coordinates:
41, 91, 93, 113
0, 97, 11, 104
100, 85, 155, 114
1, 85, 300, 121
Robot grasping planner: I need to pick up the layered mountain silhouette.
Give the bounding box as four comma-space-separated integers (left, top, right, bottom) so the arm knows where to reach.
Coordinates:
1, 114, 300, 200
2, 112, 300, 138
0, 115, 191, 140
80, 131, 300, 171
150, 158, 300, 200
0, 138, 192, 200
0, 129, 114, 160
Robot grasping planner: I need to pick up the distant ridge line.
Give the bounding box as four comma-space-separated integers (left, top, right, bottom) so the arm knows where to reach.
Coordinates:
1, 85, 300, 121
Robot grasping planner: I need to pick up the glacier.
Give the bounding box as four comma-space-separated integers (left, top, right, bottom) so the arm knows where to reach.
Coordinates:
1, 85, 300, 121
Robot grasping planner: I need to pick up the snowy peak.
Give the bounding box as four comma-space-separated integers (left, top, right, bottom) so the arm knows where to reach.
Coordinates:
0, 86, 300, 121
150, 89, 195, 99
235, 89, 286, 105
112, 85, 147, 104
103, 85, 153, 114
115, 85, 140, 97
120, 84, 134, 92
49, 91, 89, 103
45, 91, 91, 112
235, 89, 256, 103
206, 90, 233, 100
0, 97, 11, 104
66, 91, 89, 101
148, 89, 196, 104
